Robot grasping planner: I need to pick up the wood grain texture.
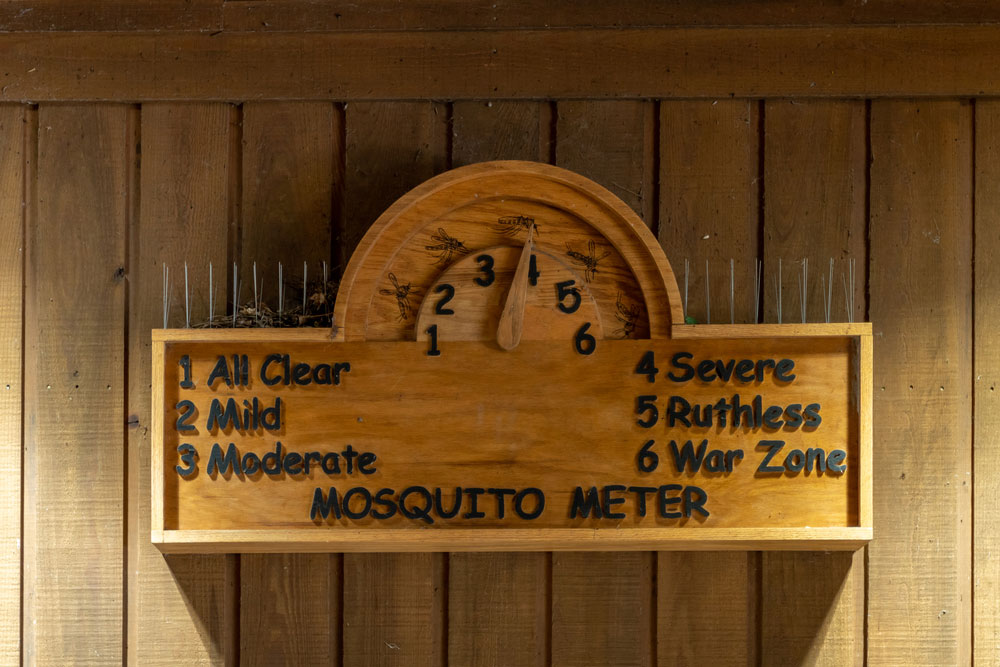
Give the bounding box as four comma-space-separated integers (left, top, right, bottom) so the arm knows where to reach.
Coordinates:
553, 100, 653, 667
128, 103, 235, 666
238, 101, 339, 665
552, 552, 652, 667
449, 100, 548, 667
222, 0, 1000, 32
762, 100, 866, 325
659, 99, 759, 325
340, 102, 448, 269
6, 27, 1000, 102
0, 104, 23, 666
343, 552, 443, 666
975, 99, 1000, 662
868, 100, 972, 665
760, 99, 866, 667
0, 0, 221, 31
23, 104, 126, 665
240, 101, 335, 304
657, 99, 760, 666
557, 101, 654, 224
342, 101, 448, 667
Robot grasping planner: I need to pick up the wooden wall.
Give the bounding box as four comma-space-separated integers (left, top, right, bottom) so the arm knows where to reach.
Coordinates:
0, 4, 996, 665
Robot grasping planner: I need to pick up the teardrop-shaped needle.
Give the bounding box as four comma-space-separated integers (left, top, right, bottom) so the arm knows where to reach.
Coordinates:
497, 225, 535, 351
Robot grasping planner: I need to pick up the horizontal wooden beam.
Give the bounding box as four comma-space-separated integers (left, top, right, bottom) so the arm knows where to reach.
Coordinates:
3, 0, 1000, 33
1, 26, 999, 101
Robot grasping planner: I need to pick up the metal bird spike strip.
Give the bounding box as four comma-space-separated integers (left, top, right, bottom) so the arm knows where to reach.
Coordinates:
159, 256, 862, 329
680, 257, 863, 325
158, 260, 339, 328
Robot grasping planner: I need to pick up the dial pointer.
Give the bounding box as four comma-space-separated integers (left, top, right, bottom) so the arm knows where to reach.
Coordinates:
496, 225, 535, 350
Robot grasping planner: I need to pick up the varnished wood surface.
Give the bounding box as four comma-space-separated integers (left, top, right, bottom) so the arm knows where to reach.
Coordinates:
154, 336, 865, 540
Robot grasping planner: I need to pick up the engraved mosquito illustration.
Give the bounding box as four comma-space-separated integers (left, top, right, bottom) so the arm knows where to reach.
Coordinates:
494, 215, 539, 237
379, 273, 417, 321
614, 292, 641, 338
565, 239, 611, 282
424, 228, 470, 266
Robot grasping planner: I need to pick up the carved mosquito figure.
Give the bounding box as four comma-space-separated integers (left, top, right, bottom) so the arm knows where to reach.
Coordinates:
566, 239, 610, 282
614, 292, 641, 338
494, 215, 539, 237
425, 228, 470, 266
379, 273, 417, 321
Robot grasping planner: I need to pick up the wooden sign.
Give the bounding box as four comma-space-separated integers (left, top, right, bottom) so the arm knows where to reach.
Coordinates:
152, 161, 871, 552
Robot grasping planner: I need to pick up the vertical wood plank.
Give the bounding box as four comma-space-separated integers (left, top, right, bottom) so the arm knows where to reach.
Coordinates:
128, 103, 235, 666
342, 101, 448, 667
238, 101, 340, 666
239, 101, 335, 302
552, 100, 654, 667
0, 104, 23, 666
448, 100, 548, 667
975, 99, 1000, 663
659, 100, 760, 325
657, 99, 759, 666
338, 101, 449, 271
760, 99, 867, 666
868, 99, 972, 665
23, 104, 126, 665
557, 100, 655, 225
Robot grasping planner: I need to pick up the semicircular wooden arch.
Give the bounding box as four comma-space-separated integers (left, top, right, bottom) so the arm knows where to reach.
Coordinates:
334, 160, 684, 341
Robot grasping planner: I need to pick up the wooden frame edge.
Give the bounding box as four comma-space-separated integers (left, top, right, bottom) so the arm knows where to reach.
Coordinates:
150, 338, 165, 536
153, 527, 872, 553
671, 322, 872, 339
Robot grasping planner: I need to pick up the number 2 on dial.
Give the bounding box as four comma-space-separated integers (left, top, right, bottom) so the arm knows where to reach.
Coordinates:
433, 284, 455, 315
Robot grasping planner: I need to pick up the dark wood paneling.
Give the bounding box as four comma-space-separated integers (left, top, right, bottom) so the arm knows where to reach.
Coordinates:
657, 99, 759, 665
341, 101, 449, 667
760, 99, 867, 666
448, 100, 549, 667
551, 100, 654, 667
128, 102, 235, 666
976, 99, 1000, 664
5, 27, 1000, 101
0, 0, 221, 31
238, 101, 340, 665
23, 104, 127, 665
0, 104, 23, 665
868, 99, 972, 665
223, 0, 1000, 32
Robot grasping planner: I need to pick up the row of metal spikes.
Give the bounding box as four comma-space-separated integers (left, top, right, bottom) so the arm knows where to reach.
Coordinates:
683, 257, 859, 324
161, 261, 331, 329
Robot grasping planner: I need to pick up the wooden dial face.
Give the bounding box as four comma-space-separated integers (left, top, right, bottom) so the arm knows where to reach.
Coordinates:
366, 200, 649, 343
335, 161, 683, 343
414, 245, 609, 343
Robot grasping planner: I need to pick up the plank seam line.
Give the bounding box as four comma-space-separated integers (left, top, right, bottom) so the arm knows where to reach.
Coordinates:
862, 96, 872, 667
121, 101, 140, 667
970, 95, 977, 665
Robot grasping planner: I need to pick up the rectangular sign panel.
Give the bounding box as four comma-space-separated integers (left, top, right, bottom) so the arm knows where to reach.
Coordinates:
152, 325, 871, 552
